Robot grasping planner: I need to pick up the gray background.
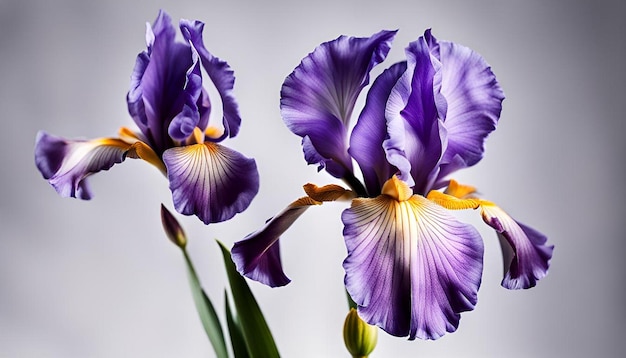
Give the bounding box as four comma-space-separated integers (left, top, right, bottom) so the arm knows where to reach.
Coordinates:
1, 0, 624, 357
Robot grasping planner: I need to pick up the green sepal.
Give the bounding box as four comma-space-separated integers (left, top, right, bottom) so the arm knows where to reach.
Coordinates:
217, 241, 280, 358
224, 291, 250, 358
183, 250, 229, 358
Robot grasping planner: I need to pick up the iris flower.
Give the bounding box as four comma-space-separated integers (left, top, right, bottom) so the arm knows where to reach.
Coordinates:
34, 10, 259, 224
232, 29, 553, 340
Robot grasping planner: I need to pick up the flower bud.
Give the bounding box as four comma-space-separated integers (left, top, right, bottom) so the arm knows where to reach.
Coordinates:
160, 204, 187, 249
343, 308, 378, 358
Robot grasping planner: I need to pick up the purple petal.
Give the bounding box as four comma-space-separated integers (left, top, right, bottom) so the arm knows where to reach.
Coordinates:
130, 10, 191, 154
385, 37, 445, 195
426, 30, 505, 175
127, 51, 150, 132
180, 19, 242, 139
281, 30, 397, 179
34, 131, 131, 200
231, 196, 320, 287
342, 193, 483, 340
350, 61, 407, 197
162, 143, 259, 224
480, 203, 553, 289
167, 43, 203, 142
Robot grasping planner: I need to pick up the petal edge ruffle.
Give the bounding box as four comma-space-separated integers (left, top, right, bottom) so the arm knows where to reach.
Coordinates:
342, 193, 483, 340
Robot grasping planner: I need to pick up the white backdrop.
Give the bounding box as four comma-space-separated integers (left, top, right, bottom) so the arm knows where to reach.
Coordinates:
1, 0, 624, 357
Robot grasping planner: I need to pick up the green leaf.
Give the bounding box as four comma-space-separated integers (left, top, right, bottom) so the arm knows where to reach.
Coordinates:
217, 241, 280, 358
183, 250, 229, 358
224, 291, 250, 358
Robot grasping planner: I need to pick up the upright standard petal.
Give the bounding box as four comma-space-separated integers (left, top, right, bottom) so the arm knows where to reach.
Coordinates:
133, 11, 193, 154
425, 30, 505, 177
384, 37, 445, 195
181, 19, 242, 139
350, 61, 408, 197
479, 202, 553, 289
162, 142, 259, 224
167, 44, 203, 142
34, 131, 132, 199
232, 196, 321, 287
281, 30, 396, 179
342, 177, 483, 340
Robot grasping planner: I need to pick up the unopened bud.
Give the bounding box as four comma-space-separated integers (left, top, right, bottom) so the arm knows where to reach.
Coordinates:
160, 204, 187, 249
343, 308, 378, 358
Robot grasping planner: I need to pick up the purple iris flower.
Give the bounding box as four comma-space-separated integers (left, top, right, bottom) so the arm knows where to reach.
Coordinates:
34, 10, 259, 224
232, 29, 553, 340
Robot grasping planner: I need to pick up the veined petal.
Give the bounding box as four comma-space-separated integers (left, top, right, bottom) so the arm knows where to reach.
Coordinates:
162, 142, 259, 224
350, 61, 408, 196
426, 30, 505, 174
181, 19, 242, 139
281, 30, 396, 179
384, 37, 446, 195
231, 196, 321, 287
479, 201, 553, 289
133, 10, 192, 154
342, 180, 483, 340
34, 131, 131, 200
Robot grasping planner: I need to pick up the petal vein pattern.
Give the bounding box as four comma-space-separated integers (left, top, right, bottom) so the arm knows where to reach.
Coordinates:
163, 142, 258, 224
342, 194, 483, 340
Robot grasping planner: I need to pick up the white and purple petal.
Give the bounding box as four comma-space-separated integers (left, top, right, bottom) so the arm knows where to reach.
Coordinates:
480, 202, 553, 289
426, 30, 505, 175
180, 19, 242, 139
281, 30, 396, 179
350, 61, 408, 196
231, 196, 320, 287
384, 37, 445, 195
342, 192, 483, 340
34, 131, 131, 200
162, 142, 259, 224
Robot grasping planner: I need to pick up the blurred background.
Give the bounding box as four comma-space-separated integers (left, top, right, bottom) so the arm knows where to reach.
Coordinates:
1, 0, 624, 357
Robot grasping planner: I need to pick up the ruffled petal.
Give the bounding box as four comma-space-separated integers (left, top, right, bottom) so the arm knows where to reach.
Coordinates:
167, 42, 203, 142
132, 10, 192, 153
162, 142, 259, 224
425, 30, 505, 174
342, 182, 483, 340
34, 131, 131, 200
350, 61, 407, 196
127, 50, 151, 132
384, 37, 445, 195
180, 19, 242, 139
281, 30, 396, 179
231, 196, 321, 287
479, 202, 553, 289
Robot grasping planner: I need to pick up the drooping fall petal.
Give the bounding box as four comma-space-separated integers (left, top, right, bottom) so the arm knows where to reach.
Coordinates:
231, 196, 321, 287
162, 142, 259, 224
479, 202, 553, 289
34, 131, 132, 200
342, 178, 483, 340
